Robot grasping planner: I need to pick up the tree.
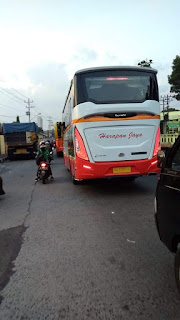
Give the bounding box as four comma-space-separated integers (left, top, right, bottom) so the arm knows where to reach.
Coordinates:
13, 116, 20, 123
168, 55, 180, 100
138, 59, 153, 67
16, 116, 20, 123
38, 127, 43, 133
168, 108, 178, 112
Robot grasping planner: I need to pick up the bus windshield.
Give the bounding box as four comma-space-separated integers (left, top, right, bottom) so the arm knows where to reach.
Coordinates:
77, 70, 159, 104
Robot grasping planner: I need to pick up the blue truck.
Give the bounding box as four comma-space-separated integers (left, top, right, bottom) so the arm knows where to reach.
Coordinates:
3, 122, 38, 160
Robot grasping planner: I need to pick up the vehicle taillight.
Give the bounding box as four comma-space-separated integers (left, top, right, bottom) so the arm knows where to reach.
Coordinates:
75, 128, 89, 161
106, 77, 128, 81
41, 163, 47, 168
153, 126, 161, 157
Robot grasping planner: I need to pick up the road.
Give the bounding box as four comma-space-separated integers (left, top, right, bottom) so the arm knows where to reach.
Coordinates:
0, 156, 180, 320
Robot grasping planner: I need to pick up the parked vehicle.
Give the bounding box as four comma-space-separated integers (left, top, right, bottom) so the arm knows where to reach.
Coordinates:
155, 137, 180, 294
0, 176, 5, 195
62, 66, 161, 184
2, 122, 38, 160
0, 135, 8, 162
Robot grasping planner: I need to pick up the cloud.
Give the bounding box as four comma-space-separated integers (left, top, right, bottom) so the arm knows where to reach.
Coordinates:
27, 62, 70, 126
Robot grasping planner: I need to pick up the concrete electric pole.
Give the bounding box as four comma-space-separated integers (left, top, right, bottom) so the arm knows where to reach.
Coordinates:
24, 98, 34, 122
160, 94, 173, 134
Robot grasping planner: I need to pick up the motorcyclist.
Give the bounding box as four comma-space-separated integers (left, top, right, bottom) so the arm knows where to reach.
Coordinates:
45, 141, 53, 160
45, 141, 52, 152
35, 143, 54, 181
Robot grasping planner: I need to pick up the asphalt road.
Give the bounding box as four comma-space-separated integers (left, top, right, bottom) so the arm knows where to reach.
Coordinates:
0, 156, 180, 319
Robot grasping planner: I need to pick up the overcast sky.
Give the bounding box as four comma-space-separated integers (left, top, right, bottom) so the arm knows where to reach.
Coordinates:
0, 0, 180, 128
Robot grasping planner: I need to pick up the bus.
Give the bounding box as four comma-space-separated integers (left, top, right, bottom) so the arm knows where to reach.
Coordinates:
62, 66, 161, 184
54, 122, 64, 157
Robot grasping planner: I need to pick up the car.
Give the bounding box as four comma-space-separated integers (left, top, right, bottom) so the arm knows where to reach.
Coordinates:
0, 176, 5, 195
155, 137, 180, 294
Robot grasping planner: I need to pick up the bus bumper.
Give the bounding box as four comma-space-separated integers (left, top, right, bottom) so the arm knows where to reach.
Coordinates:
56, 146, 63, 153
55, 139, 63, 153
74, 156, 160, 180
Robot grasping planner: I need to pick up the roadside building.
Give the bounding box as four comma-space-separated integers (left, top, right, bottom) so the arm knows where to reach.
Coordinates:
160, 110, 180, 134
37, 116, 43, 130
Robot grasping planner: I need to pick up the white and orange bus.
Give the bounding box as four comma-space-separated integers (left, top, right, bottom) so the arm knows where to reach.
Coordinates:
62, 66, 161, 184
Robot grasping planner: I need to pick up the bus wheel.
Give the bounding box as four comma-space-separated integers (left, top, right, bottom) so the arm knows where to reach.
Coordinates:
72, 175, 78, 184
72, 175, 81, 185
175, 248, 180, 294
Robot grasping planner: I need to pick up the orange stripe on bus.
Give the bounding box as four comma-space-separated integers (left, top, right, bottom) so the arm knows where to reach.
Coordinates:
74, 114, 160, 123
64, 114, 160, 134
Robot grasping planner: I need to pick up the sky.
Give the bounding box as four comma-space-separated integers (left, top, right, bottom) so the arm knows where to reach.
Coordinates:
0, 0, 180, 129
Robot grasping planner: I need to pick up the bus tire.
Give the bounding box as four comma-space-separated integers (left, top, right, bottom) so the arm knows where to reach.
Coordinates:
72, 175, 80, 185
175, 248, 180, 294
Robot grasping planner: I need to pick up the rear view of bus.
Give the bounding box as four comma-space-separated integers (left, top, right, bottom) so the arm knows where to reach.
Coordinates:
63, 66, 160, 183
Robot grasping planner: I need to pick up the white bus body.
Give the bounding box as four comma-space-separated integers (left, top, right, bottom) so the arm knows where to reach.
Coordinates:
62, 66, 160, 182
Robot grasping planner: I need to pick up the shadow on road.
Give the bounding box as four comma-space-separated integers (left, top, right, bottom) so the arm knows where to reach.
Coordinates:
74, 176, 158, 196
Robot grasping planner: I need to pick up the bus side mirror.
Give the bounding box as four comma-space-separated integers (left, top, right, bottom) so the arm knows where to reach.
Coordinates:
157, 150, 166, 168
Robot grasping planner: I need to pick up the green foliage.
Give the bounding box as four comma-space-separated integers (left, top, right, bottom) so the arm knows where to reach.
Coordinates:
13, 116, 20, 123
168, 55, 180, 100
138, 59, 153, 67
38, 127, 43, 133
168, 108, 178, 112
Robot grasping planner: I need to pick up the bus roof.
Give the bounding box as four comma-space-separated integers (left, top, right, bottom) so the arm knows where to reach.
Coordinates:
75, 66, 158, 75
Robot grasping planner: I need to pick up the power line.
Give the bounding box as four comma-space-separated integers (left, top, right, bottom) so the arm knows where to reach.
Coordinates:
0, 103, 24, 112
0, 87, 24, 102
0, 89, 25, 106
11, 88, 28, 99
160, 94, 174, 134
0, 114, 22, 118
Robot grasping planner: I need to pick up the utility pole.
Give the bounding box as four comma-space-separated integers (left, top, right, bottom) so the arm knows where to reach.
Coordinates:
160, 94, 173, 134
24, 98, 34, 122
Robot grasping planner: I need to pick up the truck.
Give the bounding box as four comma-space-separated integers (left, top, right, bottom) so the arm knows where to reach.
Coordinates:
0, 134, 8, 162
2, 122, 38, 160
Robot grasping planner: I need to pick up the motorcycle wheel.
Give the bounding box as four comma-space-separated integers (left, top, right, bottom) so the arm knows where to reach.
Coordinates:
42, 177, 46, 184
174, 248, 180, 294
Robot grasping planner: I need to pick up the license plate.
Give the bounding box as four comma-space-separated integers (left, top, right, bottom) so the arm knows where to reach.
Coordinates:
113, 166, 131, 173
16, 148, 27, 154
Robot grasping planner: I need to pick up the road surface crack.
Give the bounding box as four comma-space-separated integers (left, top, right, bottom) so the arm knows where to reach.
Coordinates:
24, 183, 36, 225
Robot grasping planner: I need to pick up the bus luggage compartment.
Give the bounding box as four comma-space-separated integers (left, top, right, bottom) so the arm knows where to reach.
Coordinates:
83, 124, 157, 162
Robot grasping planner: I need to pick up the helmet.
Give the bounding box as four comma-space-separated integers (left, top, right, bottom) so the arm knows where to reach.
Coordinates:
40, 143, 46, 151
40, 141, 45, 146
45, 141, 49, 145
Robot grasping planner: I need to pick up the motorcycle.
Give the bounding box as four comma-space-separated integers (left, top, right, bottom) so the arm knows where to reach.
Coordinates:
37, 161, 50, 184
